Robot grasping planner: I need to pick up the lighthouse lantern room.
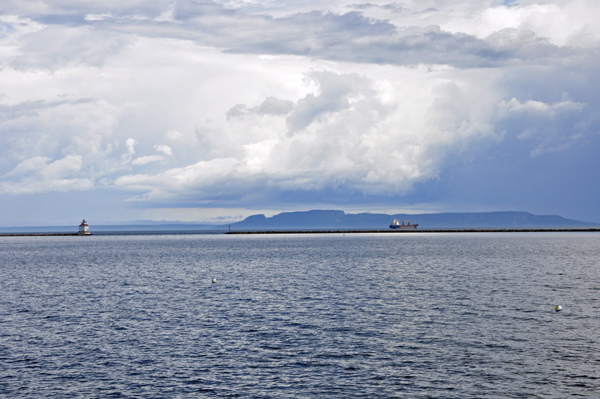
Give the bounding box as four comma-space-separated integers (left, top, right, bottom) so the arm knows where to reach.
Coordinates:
78, 219, 91, 235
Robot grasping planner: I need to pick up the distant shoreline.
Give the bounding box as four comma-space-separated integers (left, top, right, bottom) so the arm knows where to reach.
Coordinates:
2, 228, 600, 237
226, 228, 600, 234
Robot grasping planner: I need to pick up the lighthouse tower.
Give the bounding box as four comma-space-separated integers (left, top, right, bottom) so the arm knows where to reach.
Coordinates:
78, 219, 91, 235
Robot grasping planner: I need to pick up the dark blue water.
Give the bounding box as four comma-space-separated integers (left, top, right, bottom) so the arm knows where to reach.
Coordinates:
1, 233, 599, 398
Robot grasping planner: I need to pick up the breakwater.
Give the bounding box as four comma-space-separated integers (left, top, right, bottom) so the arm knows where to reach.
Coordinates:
0, 233, 91, 237
3, 229, 599, 237
226, 228, 600, 234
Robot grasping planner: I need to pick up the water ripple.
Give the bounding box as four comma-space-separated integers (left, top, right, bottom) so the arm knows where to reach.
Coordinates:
1, 232, 599, 397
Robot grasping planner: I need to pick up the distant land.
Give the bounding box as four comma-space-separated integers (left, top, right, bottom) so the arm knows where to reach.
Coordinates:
227, 210, 600, 230
1, 211, 598, 233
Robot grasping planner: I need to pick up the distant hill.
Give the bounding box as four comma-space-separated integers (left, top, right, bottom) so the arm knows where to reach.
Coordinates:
2, 210, 597, 233
228, 210, 599, 230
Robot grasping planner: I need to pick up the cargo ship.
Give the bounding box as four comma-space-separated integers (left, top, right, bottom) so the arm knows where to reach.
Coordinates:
389, 219, 418, 229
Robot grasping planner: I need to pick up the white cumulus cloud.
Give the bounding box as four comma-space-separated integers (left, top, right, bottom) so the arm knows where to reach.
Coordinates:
154, 144, 173, 156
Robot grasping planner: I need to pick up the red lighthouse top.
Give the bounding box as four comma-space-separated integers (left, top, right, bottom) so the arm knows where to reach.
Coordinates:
80, 219, 88, 226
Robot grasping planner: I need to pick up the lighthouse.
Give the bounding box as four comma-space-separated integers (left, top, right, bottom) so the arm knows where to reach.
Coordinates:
78, 219, 91, 235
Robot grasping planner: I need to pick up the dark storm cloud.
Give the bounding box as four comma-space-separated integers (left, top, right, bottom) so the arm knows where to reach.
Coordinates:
5, 0, 588, 69
163, 2, 589, 68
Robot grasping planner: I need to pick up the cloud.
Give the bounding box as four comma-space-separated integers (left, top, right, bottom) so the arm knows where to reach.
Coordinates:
121, 138, 136, 163
4, 156, 51, 177
1, 0, 600, 224
23, 1, 587, 69
0, 99, 69, 122
226, 96, 294, 119
115, 157, 240, 199
11, 25, 132, 71
2, 1, 588, 69
234, 13, 572, 68
0, 96, 119, 179
1, 2, 597, 72
0, 1, 172, 20
132, 155, 166, 165
154, 144, 173, 156
165, 129, 183, 140
39, 154, 83, 179
125, 139, 136, 154
497, 97, 588, 157
1, 154, 92, 194
112, 69, 507, 203
285, 71, 376, 132
498, 97, 586, 118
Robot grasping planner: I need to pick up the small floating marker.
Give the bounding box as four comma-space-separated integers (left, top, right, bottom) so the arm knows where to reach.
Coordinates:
212, 278, 217, 284
555, 305, 563, 312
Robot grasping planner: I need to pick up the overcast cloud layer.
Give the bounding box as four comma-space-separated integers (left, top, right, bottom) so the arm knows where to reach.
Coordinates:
1, 0, 599, 225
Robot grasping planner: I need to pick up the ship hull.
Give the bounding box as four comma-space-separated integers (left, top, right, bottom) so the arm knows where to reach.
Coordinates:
389, 224, 418, 229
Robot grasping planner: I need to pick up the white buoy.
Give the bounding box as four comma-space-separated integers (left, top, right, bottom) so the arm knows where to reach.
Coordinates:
212, 278, 217, 284
555, 305, 562, 312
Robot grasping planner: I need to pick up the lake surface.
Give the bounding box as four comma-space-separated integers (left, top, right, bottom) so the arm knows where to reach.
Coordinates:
1, 232, 599, 398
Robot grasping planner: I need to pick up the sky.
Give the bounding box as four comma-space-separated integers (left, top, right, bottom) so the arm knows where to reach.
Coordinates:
1, 0, 599, 226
